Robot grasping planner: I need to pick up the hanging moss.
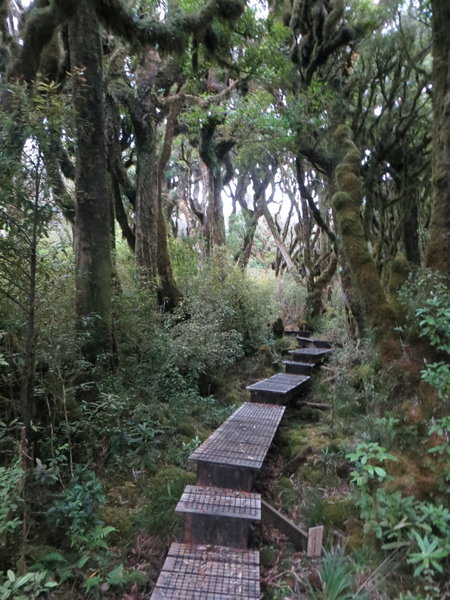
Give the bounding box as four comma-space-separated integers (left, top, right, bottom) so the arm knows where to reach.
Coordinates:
9, 0, 77, 83
94, 0, 244, 56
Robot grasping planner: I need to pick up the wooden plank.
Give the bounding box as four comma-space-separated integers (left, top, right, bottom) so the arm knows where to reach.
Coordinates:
247, 373, 310, 405
183, 512, 250, 548
288, 348, 332, 365
297, 336, 332, 349
167, 543, 259, 565
283, 361, 315, 376
176, 486, 261, 520
189, 403, 285, 476
196, 462, 256, 491
261, 499, 308, 551
261, 501, 324, 557
151, 543, 260, 600
307, 526, 324, 558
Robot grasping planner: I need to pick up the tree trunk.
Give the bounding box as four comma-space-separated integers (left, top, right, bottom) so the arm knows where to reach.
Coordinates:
426, 0, 450, 277
69, 0, 113, 361
199, 116, 230, 251
203, 163, 226, 250
156, 99, 182, 309
332, 126, 401, 363
133, 113, 159, 281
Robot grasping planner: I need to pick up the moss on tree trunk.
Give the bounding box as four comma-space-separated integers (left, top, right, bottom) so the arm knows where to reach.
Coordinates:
426, 1, 450, 277
69, 0, 112, 361
332, 126, 401, 364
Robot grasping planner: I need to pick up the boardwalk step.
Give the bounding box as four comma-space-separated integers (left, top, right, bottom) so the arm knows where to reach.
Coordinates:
189, 402, 285, 490
150, 542, 260, 600
246, 373, 310, 404
282, 360, 315, 375
288, 348, 332, 365
284, 329, 312, 338
176, 485, 261, 548
296, 336, 332, 349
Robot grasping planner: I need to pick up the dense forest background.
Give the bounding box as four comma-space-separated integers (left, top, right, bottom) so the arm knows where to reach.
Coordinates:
0, 0, 449, 598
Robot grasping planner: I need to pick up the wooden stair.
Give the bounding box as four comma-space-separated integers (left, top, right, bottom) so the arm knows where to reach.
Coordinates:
150, 543, 260, 600
246, 373, 310, 404
189, 402, 285, 491
149, 328, 333, 599
176, 485, 261, 548
282, 360, 315, 376
296, 335, 332, 349
288, 347, 332, 365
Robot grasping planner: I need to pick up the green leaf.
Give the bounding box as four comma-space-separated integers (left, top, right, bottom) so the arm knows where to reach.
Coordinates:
15, 573, 35, 587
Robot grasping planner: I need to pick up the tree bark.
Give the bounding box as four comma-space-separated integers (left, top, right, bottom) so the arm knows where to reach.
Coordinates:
426, 0, 450, 277
199, 116, 231, 251
69, 0, 113, 361
332, 126, 401, 363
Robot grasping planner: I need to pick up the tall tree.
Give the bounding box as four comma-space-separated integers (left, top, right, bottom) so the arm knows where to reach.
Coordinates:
427, 0, 450, 277
69, 0, 113, 361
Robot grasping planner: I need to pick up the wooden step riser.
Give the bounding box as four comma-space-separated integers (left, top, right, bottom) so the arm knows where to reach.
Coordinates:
184, 514, 251, 549
195, 462, 256, 491
249, 389, 291, 404
289, 353, 320, 364
284, 363, 315, 376
297, 340, 332, 349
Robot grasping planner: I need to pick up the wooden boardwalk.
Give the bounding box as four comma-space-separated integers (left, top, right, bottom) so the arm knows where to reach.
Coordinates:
288, 347, 332, 365
189, 402, 285, 490
282, 360, 315, 376
150, 543, 260, 600
176, 485, 261, 548
149, 330, 332, 599
246, 373, 310, 404
296, 336, 332, 349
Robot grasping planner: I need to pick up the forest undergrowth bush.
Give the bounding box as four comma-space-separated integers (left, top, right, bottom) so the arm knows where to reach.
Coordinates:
315, 275, 450, 599
1, 241, 278, 597
281, 274, 450, 600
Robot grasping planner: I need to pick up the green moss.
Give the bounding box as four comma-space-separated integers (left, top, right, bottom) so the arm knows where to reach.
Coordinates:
175, 416, 199, 438
138, 466, 196, 537
298, 406, 321, 422
260, 546, 277, 568
301, 461, 329, 485
280, 425, 330, 459
322, 495, 354, 528
332, 191, 352, 212
349, 363, 374, 387
258, 344, 274, 367
99, 505, 133, 544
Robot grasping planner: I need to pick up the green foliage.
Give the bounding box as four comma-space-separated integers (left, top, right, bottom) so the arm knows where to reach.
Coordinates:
347, 444, 450, 581
307, 548, 361, 600
416, 289, 450, 354
47, 467, 108, 548
140, 466, 195, 537
0, 570, 57, 600
400, 271, 450, 400
347, 442, 397, 487
416, 278, 450, 399
273, 273, 308, 326
407, 532, 450, 577
0, 461, 23, 539
172, 250, 272, 360
428, 417, 450, 493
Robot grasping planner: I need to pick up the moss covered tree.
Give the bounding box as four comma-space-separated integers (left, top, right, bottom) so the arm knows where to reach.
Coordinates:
332, 125, 401, 363
427, 0, 450, 278
69, 1, 113, 361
